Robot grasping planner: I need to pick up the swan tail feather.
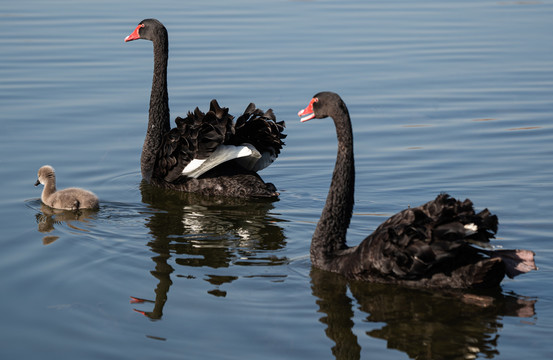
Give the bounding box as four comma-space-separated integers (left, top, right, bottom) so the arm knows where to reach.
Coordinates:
488, 249, 537, 278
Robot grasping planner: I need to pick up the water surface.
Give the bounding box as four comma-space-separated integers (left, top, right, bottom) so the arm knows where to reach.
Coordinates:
1, 0, 552, 359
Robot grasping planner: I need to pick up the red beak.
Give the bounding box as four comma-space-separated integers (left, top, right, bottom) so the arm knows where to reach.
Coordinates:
298, 98, 317, 122
124, 24, 143, 42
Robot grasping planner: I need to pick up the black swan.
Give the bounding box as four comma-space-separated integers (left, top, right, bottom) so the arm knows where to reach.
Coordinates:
125, 19, 285, 198
298, 91, 536, 288
35, 165, 99, 210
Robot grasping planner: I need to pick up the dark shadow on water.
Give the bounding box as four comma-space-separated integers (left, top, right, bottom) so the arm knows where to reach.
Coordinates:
132, 181, 287, 319
310, 267, 537, 360
34, 203, 99, 245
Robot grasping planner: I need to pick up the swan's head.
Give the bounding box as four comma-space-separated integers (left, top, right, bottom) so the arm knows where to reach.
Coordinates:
125, 19, 167, 42
35, 165, 55, 187
298, 91, 345, 122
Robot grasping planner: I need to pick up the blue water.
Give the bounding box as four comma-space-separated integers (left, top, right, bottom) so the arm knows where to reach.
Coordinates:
1, 0, 553, 359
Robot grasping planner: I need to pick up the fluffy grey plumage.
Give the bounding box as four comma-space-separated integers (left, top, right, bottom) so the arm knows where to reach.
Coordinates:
35, 165, 99, 211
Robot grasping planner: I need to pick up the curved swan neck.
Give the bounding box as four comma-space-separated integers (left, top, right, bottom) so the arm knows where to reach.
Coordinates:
311, 104, 355, 264
142, 27, 170, 181
41, 180, 57, 203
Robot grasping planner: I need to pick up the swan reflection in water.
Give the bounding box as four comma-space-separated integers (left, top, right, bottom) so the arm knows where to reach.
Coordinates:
311, 267, 536, 360
35, 203, 98, 245
131, 182, 287, 319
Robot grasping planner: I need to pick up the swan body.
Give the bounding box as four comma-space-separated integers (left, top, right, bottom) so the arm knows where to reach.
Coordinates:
35, 165, 99, 211
299, 91, 536, 288
125, 19, 285, 198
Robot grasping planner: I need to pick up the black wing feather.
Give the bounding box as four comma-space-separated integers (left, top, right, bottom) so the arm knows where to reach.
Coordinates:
228, 103, 286, 157
153, 100, 285, 183
359, 194, 498, 280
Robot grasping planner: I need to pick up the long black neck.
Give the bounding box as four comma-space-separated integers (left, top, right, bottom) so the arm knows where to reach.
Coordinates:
311, 103, 355, 266
142, 28, 170, 181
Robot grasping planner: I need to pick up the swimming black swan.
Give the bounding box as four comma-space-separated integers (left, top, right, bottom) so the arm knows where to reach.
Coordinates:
298, 91, 536, 288
125, 19, 285, 198
35, 165, 99, 210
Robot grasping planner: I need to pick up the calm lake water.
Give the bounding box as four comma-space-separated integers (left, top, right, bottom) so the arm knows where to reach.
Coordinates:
1, 0, 552, 359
